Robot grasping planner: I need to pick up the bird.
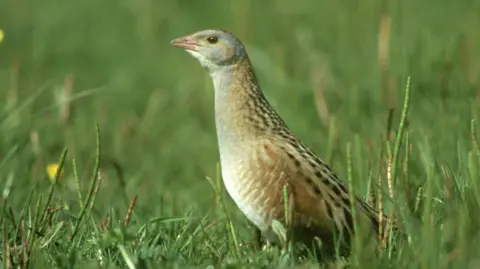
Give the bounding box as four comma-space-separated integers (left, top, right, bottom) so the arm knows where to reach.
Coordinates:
170, 29, 393, 256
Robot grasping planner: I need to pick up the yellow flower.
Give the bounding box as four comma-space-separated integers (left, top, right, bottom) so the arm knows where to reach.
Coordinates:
46, 163, 64, 182
0, 29, 4, 43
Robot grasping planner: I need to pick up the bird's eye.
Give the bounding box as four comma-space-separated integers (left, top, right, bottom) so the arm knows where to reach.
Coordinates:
206, 36, 218, 44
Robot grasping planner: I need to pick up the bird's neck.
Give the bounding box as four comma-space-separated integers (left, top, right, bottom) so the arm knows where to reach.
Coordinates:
211, 58, 283, 144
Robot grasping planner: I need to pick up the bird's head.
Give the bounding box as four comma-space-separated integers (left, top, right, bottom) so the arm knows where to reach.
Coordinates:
170, 29, 247, 74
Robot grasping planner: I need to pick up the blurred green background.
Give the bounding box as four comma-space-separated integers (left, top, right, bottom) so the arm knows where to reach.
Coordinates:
1, 0, 480, 266
1, 0, 479, 216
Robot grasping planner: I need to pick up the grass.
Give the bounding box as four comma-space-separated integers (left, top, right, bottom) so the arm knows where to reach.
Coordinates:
1, 0, 480, 268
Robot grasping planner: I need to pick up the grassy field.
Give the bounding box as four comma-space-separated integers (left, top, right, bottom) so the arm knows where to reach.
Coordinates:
1, 0, 480, 268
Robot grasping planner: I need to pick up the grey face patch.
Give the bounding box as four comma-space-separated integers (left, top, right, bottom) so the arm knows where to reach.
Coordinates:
189, 30, 247, 69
